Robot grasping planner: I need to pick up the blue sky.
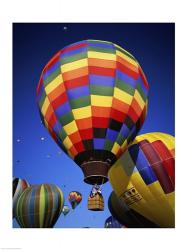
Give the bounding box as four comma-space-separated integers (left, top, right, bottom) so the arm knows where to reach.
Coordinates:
13, 23, 175, 228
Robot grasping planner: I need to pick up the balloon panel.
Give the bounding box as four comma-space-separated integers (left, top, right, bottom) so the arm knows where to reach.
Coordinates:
15, 184, 64, 228
36, 40, 149, 168
109, 132, 175, 227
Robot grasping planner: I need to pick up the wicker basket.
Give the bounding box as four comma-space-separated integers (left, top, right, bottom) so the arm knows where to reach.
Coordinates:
88, 193, 104, 211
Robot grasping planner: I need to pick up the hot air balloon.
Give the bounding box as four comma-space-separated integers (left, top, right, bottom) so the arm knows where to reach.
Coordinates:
15, 184, 64, 228
109, 132, 175, 228
68, 191, 82, 209
36, 40, 149, 208
62, 205, 70, 216
108, 191, 159, 228
13, 177, 30, 218
104, 216, 123, 228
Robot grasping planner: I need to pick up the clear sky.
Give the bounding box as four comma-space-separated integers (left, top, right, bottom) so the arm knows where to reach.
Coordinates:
13, 23, 175, 228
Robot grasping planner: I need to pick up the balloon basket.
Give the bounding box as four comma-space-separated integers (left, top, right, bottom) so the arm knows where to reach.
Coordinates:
88, 193, 104, 211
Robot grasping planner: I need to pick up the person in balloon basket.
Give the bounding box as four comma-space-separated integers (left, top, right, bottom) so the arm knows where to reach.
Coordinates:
90, 184, 102, 198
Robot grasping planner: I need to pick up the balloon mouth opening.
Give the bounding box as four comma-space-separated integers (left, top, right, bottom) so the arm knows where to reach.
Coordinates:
84, 175, 108, 185
81, 161, 110, 185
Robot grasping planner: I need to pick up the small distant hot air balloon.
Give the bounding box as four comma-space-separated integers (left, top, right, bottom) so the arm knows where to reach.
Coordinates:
108, 191, 159, 228
36, 40, 149, 209
13, 177, 30, 218
15, 184, 64, 228
62, 205, 70, 216
109, 132, 175, 228
104, 216, 123, 228
68, 191, 82, 209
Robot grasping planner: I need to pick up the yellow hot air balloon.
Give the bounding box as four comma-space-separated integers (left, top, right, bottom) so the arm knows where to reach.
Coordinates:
108, 132, 175, 227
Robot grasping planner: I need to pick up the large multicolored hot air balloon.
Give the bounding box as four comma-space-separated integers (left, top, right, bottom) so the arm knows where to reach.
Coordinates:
68, 191, 82, 209
108, 191, 159, 228
36, 39, 149, 202
13, 177, 30, 218
15, 184, 64, 228
109, 132, 175, 227
104, 216, 124, 228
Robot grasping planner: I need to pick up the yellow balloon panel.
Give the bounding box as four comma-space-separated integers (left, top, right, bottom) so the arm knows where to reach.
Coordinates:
109, 132, 175, 227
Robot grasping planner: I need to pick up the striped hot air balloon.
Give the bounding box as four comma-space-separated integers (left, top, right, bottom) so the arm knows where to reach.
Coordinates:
13, 177, 30, 218
15, 184, 64, 228
36, 40, 149, 204
109, 132, 175, 228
